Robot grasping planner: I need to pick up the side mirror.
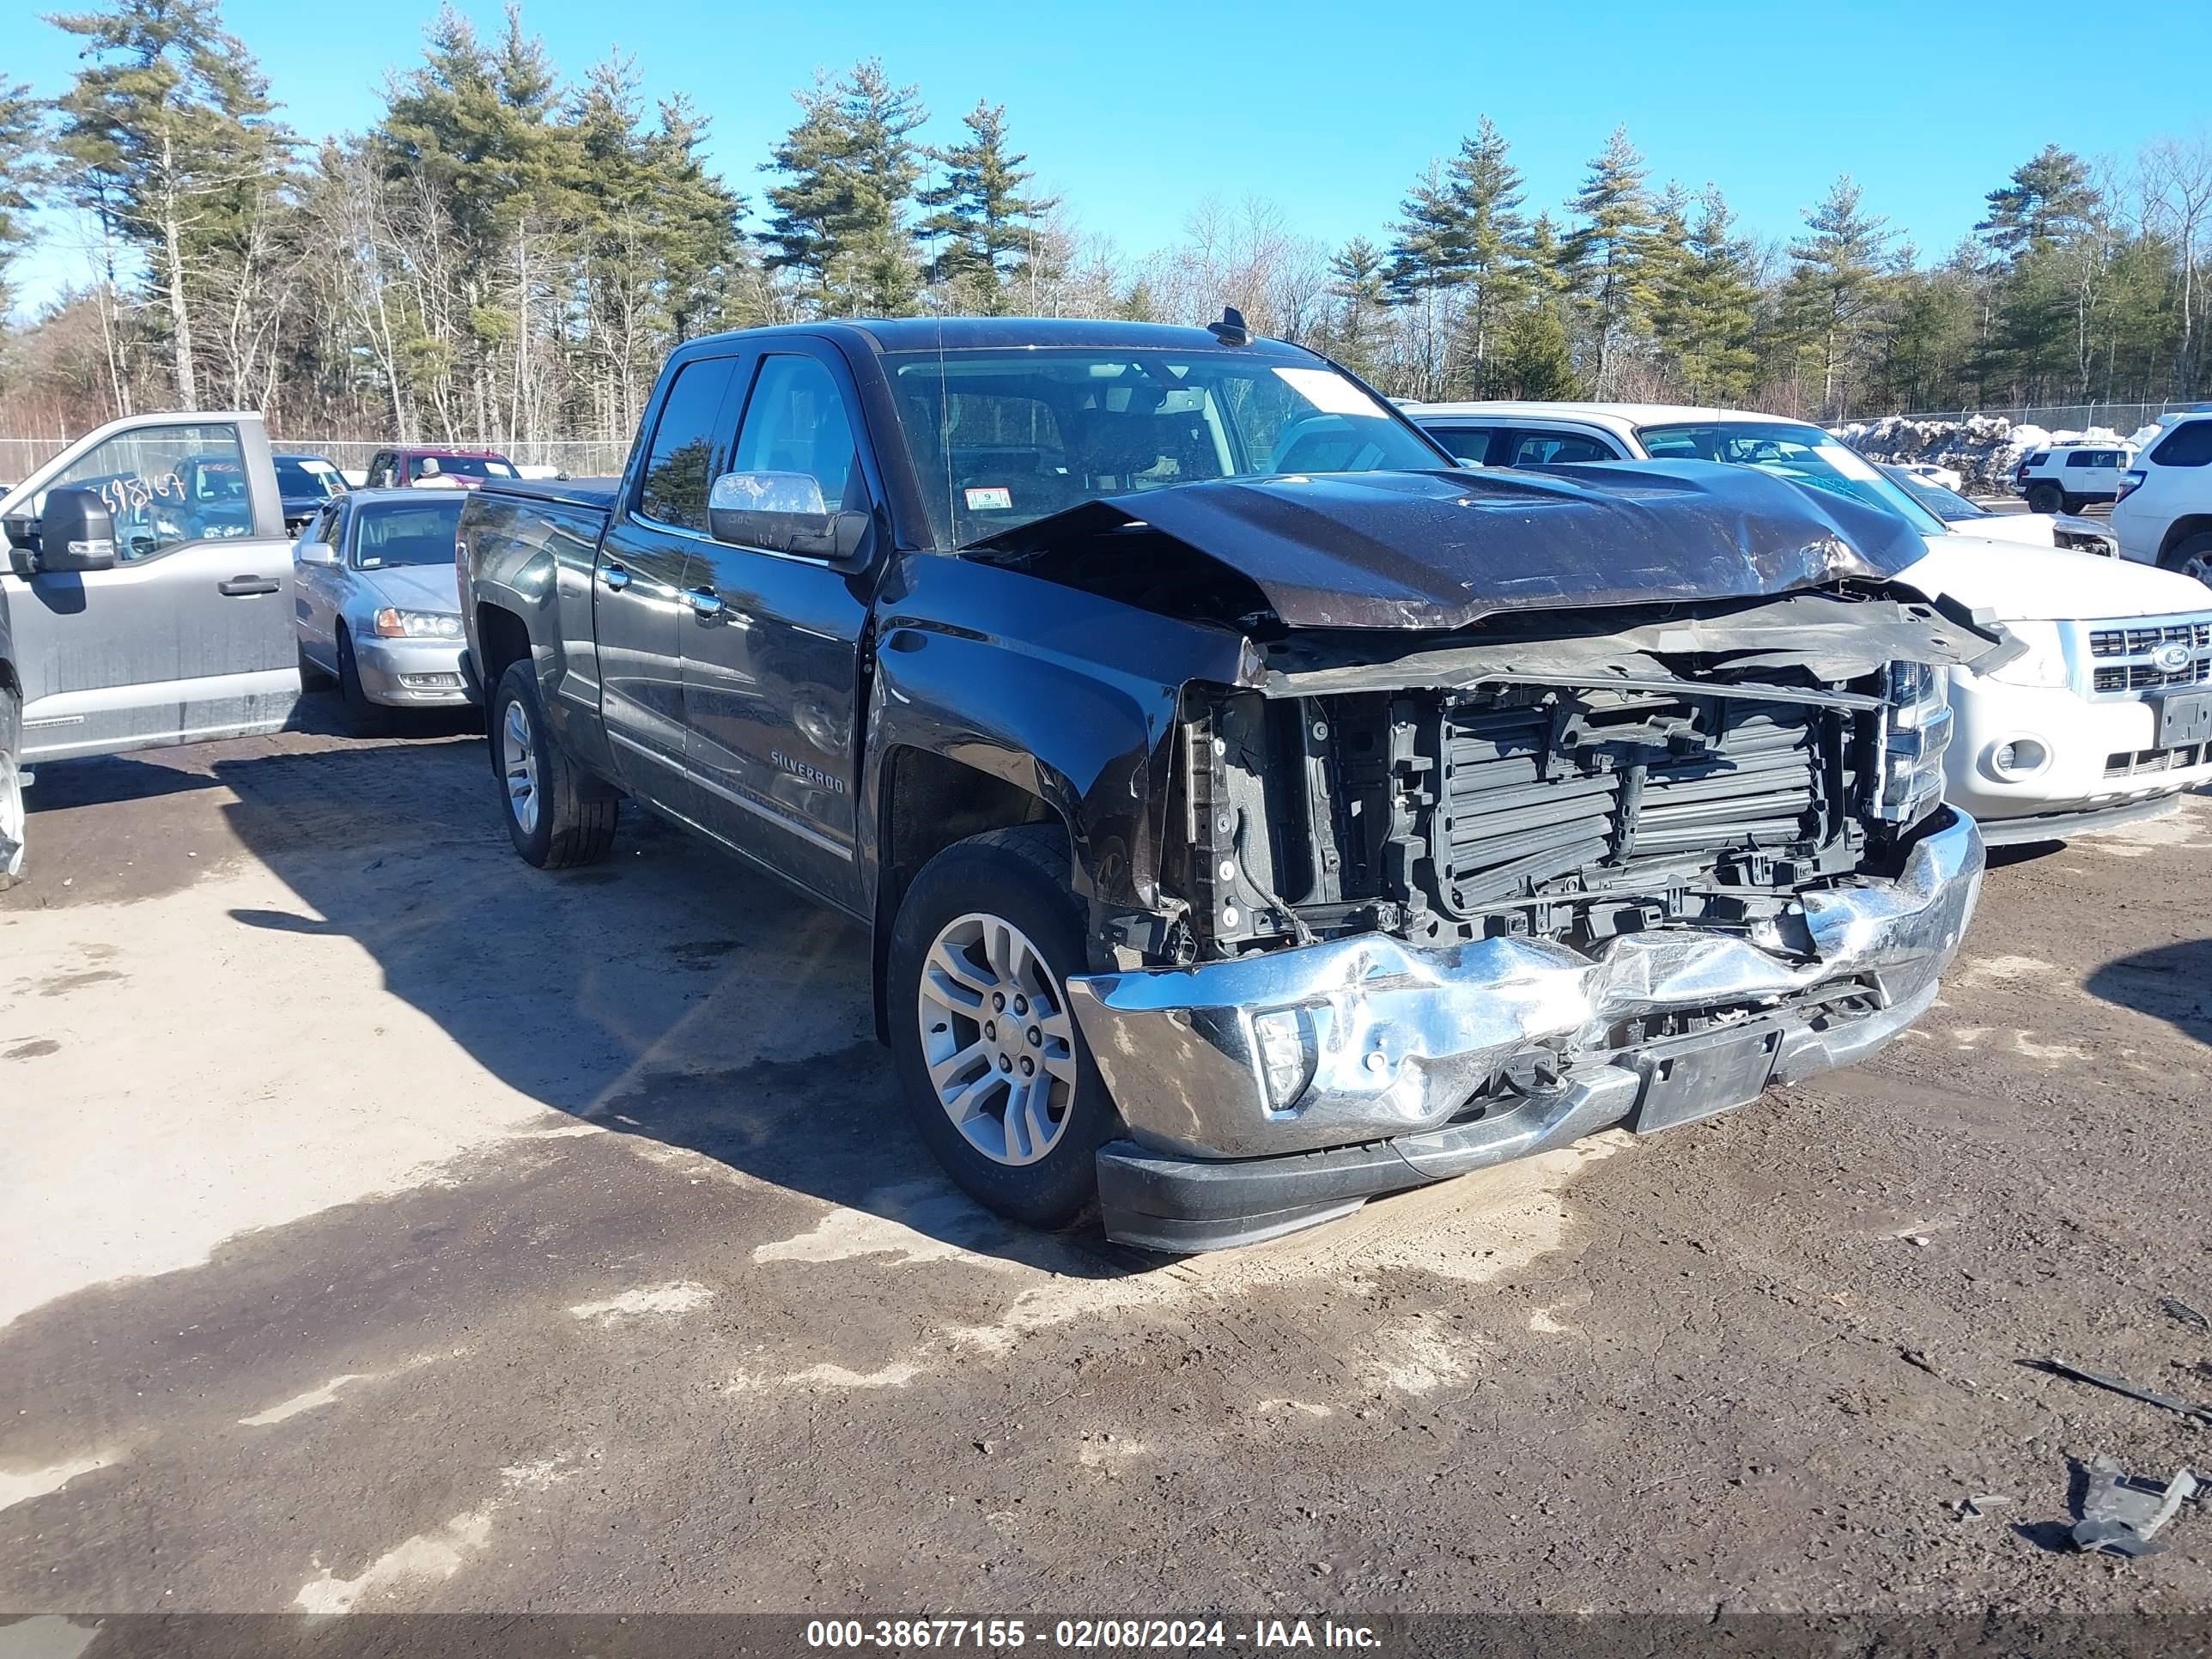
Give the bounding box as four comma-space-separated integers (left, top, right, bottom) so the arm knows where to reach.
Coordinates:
296, 538, 339, 566
708, 471, 872, 568
35, 487, 118, 573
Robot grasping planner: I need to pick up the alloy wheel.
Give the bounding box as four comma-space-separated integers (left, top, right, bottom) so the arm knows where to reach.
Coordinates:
915, 911, 1079, 1166
501, 699, 540, 836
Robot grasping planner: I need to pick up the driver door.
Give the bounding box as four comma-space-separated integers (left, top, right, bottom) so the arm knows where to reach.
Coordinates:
3, 418, 300, 761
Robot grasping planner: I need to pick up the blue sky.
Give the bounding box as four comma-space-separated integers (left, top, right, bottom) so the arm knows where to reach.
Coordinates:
9, 0, 2211, 315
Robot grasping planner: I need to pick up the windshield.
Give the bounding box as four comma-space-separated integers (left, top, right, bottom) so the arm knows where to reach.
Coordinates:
1637, 421, 1950, 538
276, 458, 345, 499
885, 348, 1446, 544
1879, 465, 1985, 521
419, 454, 515, 479
351, 499, 465, 569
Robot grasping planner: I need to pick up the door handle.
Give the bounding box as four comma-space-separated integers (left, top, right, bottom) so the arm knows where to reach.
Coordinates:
686, 587, 725, 618
217, 575, 281, 597
600, 565, 632, 592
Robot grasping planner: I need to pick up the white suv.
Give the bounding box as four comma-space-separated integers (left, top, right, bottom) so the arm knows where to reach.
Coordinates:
2110, 413, 2212, 583
2011, 442, 2136, 515
1406, 402, 2212, 844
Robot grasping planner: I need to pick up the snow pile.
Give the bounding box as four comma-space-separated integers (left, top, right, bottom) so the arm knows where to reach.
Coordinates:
1836, 414, 2154, 495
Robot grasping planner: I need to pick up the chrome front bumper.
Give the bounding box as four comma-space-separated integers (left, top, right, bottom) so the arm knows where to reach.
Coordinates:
1069, 810, 1984, 1248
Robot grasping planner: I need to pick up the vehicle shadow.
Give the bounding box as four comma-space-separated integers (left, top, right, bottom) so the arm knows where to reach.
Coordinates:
209, 735, 1138, 1276
2085, 938, 2212, 1046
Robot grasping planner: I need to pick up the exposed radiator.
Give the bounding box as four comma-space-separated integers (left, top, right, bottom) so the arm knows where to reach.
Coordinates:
1435, 699, 1825, 912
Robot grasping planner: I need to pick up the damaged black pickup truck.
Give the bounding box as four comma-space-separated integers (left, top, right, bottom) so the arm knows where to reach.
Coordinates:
457, 317, 2000, 1251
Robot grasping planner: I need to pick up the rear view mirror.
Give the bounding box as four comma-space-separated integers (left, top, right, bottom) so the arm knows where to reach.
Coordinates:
36, 487, 118, 573
708, 471, 871, 568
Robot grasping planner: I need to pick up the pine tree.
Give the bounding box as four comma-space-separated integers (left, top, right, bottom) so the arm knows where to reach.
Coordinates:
0, 80, 43, 314
1384, 160, 1467, 397
1978, 145, 2100, 258
1492, 301, 1580, 400
1323, 237, 1391, 381
1443, 116, 1527, 390
1565, 125, 1659, 396
761, 59, 926, 318
50, 0, 291, 408
916, 101, 1054, 314
1650, 186, 1759, 404
1784, 174, 1892, 418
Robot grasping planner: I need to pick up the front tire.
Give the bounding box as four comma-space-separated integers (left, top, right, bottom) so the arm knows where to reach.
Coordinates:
2161, 531, 2212, 587
887, 824, 1119, 1229
489, 659, 618, 868
334, 627, 386, 734
0, 712, 25, 894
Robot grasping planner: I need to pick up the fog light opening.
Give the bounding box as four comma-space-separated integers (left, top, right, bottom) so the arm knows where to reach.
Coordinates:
1986, 736, 2051, 781
1251, 1006, 1318, 1115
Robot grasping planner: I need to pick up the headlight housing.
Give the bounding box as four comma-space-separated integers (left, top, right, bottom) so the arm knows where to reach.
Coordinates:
372, 607, 462, 640
1873, 659, 1954, 826
1983, 620, 2071, 689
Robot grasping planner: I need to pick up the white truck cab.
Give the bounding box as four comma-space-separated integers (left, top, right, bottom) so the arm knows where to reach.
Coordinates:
1406, 402, 2212, 844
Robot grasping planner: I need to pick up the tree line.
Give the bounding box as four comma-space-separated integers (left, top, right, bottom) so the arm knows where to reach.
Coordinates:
2, 0, 2209, 450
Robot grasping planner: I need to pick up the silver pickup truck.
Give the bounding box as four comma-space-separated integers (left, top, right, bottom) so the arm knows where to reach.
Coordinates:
0, 411, 301, 887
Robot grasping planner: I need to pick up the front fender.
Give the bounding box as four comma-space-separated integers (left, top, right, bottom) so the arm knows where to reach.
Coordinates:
863, 554, 1260, 910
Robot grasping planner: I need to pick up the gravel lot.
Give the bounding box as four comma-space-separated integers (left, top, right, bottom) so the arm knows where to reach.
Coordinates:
3, 703, 2209, 1624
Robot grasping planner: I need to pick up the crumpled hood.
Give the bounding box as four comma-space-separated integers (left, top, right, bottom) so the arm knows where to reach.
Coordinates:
355, 562, 462, 615
968, 462, 1935, 630
1897, 534, 2209, 622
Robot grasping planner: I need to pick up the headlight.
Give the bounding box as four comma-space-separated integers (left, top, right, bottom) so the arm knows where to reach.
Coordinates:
372, 607, 462, 640
1873, 659, 1954, 826
1983, 620, 2070, 689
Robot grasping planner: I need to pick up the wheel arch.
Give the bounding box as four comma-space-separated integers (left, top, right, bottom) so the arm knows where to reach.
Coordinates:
869, 746, 1069, 1045
2157, 514, 2212, 561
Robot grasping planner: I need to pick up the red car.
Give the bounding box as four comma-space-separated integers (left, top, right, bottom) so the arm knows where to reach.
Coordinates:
361, 447, 520, 490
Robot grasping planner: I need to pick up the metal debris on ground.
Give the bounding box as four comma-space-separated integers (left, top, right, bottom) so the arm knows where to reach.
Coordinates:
2160, 1296, 2211, 1334
1954, 1493, 2013, 1520
2070, 1457, 2197, 1559
2034, 1358, 2212, 1425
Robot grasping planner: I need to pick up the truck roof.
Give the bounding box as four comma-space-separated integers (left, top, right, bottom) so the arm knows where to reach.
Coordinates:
690, 316, 1320, 360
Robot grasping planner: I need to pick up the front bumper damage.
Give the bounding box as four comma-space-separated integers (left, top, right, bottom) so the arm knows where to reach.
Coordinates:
1068, 809, 1984, 1251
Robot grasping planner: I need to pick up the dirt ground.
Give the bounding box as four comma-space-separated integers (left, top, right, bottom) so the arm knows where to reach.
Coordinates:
3, 705, 2209, 1628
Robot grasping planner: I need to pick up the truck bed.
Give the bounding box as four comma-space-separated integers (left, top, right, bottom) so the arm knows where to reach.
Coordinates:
474, 476, 622, 513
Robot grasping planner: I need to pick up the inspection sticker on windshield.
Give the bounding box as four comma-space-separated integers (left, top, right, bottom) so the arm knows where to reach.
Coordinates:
964, 486, 1012, 511
1272, 366, 1389, 419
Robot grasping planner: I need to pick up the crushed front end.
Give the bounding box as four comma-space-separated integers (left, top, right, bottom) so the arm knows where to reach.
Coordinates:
1068, 601, 1988, 1250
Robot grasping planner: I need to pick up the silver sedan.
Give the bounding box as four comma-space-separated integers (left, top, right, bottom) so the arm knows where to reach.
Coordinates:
292, 489, 475, 723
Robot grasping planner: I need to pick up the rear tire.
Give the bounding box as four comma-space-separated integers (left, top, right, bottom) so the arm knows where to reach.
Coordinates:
2027, 483, 2063, 515
489, 659, 618, 868
2160, 531, 2212, 587
886, 824, 1120, 1230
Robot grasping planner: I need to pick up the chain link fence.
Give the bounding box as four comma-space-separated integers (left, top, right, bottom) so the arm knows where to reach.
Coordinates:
2, 433, 632, 489
1842, 402, 2209, 436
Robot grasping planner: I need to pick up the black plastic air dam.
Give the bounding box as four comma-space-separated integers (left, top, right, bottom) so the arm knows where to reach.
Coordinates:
1093, 977, 1940, 1253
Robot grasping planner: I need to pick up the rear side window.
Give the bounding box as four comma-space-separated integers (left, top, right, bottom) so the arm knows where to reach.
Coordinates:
1507, 430, 1618, 466
1424, 425, 1498, 465
637, 356, 739, 530
2150, 419, 2212, 468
